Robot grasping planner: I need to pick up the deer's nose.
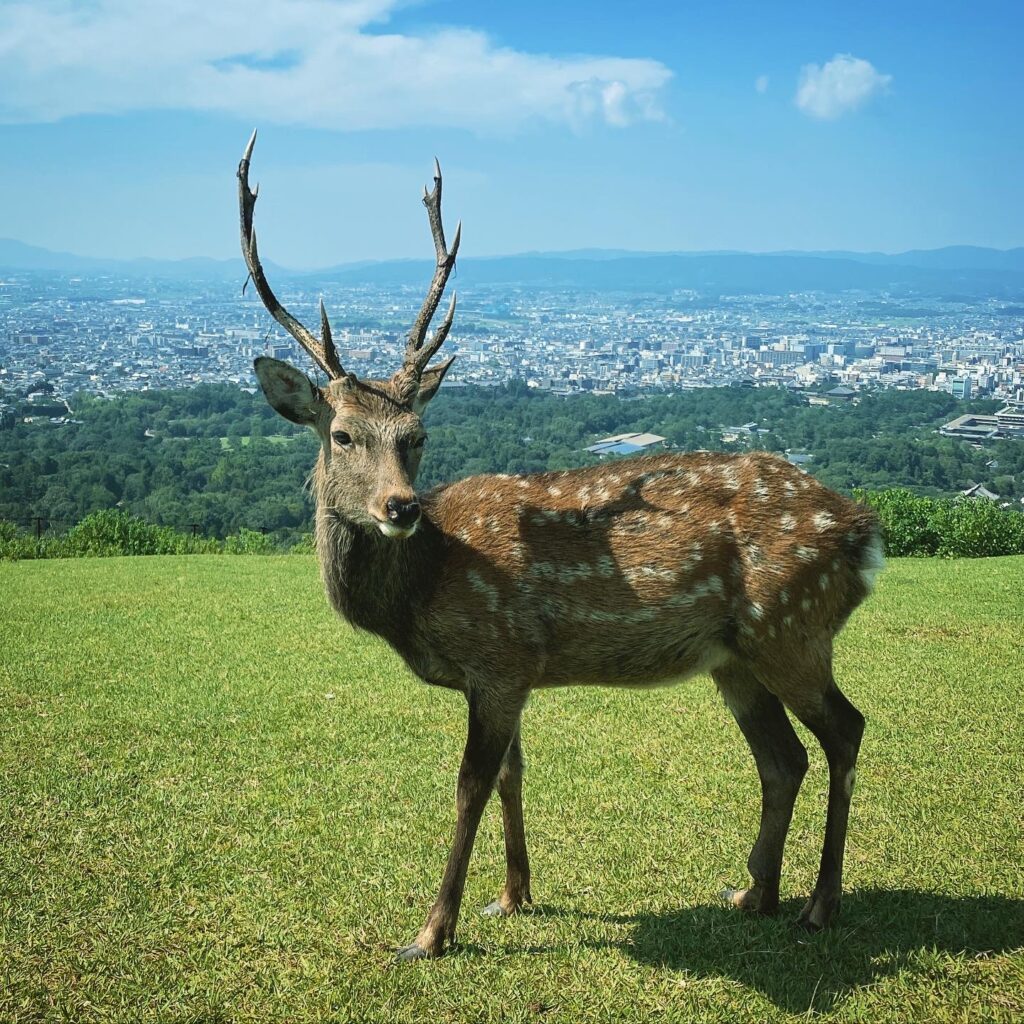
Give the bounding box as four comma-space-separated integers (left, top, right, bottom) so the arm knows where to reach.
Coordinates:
385, 496, 421, 529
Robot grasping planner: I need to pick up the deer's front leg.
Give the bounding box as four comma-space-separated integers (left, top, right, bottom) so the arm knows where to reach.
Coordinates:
397, 691, 523, 961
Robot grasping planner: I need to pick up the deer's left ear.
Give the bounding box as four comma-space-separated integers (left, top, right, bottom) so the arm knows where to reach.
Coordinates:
253, 357, 325, 425
412, 356, 455, 415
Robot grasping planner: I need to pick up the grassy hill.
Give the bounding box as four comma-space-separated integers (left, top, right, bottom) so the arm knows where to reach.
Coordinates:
1, 556, 1022, 1023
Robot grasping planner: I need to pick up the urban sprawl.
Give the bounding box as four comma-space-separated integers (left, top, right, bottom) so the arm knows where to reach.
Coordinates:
2, 274, 1023, 442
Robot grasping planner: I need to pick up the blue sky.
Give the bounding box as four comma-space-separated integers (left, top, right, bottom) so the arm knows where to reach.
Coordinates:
0, 0, 1021, 266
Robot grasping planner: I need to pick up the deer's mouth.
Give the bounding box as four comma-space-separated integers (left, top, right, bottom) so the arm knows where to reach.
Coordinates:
371, 516, 419, 539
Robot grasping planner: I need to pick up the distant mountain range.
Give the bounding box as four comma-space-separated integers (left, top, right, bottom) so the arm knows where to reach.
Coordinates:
2, 237, 1023, 297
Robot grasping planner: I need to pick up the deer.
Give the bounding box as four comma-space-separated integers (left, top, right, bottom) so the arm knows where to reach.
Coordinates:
238, 131, 885, 961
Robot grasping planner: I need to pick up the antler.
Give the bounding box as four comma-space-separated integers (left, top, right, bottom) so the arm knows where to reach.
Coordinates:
238, 130, 346, 380
393, 159, 461, 400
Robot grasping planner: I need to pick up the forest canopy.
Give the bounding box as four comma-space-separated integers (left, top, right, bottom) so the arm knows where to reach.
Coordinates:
1, 382, 1020, 542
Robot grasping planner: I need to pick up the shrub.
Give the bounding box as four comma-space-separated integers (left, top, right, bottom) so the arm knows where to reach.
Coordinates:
859, 489, 1024, 558
63, 509, 221, 556
223, 528, 276, 555
289, 532, 316, 554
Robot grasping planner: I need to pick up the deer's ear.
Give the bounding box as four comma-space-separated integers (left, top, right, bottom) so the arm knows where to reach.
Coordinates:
411, 356, 455, 414
254, 357, 324, 425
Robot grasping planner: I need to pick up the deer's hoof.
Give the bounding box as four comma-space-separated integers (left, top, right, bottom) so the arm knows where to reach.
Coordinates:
481, 900, 510, 918
720, 887, 742, 904
720, 884, 778, 915
395, 943, 432, 962
796, 890, 839, 932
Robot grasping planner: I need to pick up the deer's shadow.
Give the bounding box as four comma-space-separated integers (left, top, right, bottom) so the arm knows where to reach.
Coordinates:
524, 888, 1024, 1014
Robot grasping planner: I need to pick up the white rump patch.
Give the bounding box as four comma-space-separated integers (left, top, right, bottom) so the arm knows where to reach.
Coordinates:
859, 534, 886, 592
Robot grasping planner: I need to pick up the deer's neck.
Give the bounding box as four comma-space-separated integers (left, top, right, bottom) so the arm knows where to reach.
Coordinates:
314, 505, 443, 656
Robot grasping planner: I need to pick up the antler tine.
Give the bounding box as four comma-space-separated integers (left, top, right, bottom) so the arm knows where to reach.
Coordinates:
238, 130, 346, 380
400, 161, 460, 386
412, 291, 457, 375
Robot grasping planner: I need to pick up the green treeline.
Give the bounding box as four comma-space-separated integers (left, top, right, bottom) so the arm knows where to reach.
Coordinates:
1, 382, 1022, 543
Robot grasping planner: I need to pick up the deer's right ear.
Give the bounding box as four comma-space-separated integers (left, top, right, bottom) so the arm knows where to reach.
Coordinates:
253, 357, 323, 425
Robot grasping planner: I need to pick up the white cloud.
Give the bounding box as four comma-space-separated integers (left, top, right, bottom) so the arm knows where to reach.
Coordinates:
0, 0, 672, 132
795, 54, 891, 120
754, 74, 769, 94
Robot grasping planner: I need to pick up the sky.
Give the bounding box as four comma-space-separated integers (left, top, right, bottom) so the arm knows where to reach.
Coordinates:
0, 0, 1021, 267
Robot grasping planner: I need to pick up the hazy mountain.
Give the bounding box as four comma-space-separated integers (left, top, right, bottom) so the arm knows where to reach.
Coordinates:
1, 237, 1022, 296
0, 238, 287, 281
305, 252, 1024, 297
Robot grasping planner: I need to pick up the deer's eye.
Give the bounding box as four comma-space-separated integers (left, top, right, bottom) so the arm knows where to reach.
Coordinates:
332, 430, 353, 448
410, 435, 427, 450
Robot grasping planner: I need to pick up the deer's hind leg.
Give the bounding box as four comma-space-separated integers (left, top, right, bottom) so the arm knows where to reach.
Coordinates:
714, 660, 809, 916
753, 645, 865, 931
482, 725, 533, 918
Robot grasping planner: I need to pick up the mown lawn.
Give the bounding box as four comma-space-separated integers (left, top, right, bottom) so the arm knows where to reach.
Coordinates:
1, 555, 1022, 1023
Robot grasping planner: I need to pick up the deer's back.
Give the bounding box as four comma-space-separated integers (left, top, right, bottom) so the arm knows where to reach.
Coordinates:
417, 452, 880, 689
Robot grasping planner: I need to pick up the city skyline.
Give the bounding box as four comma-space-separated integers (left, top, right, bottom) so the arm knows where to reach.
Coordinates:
1, 0, 1022, 264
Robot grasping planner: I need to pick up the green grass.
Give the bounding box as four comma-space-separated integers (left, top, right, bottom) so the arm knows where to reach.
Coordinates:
1, 556, 1022, 1023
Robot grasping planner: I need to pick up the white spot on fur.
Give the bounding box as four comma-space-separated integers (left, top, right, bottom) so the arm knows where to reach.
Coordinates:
749, 602, 764, 620
801, 596, 813, 611
814, 511, 836, 532
818, 574, 830, 591
753, 478, 770, 501
784, 481, 796, 496
795, 545, 818, 562
780, 589, 790, 605
624, 565, 676, 584
781, 513, 797, 532
548, 485, 562, 497
517, 478, 530, 489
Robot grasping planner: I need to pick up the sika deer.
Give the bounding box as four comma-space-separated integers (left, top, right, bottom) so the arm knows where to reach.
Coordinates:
239, 132, 884, 960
